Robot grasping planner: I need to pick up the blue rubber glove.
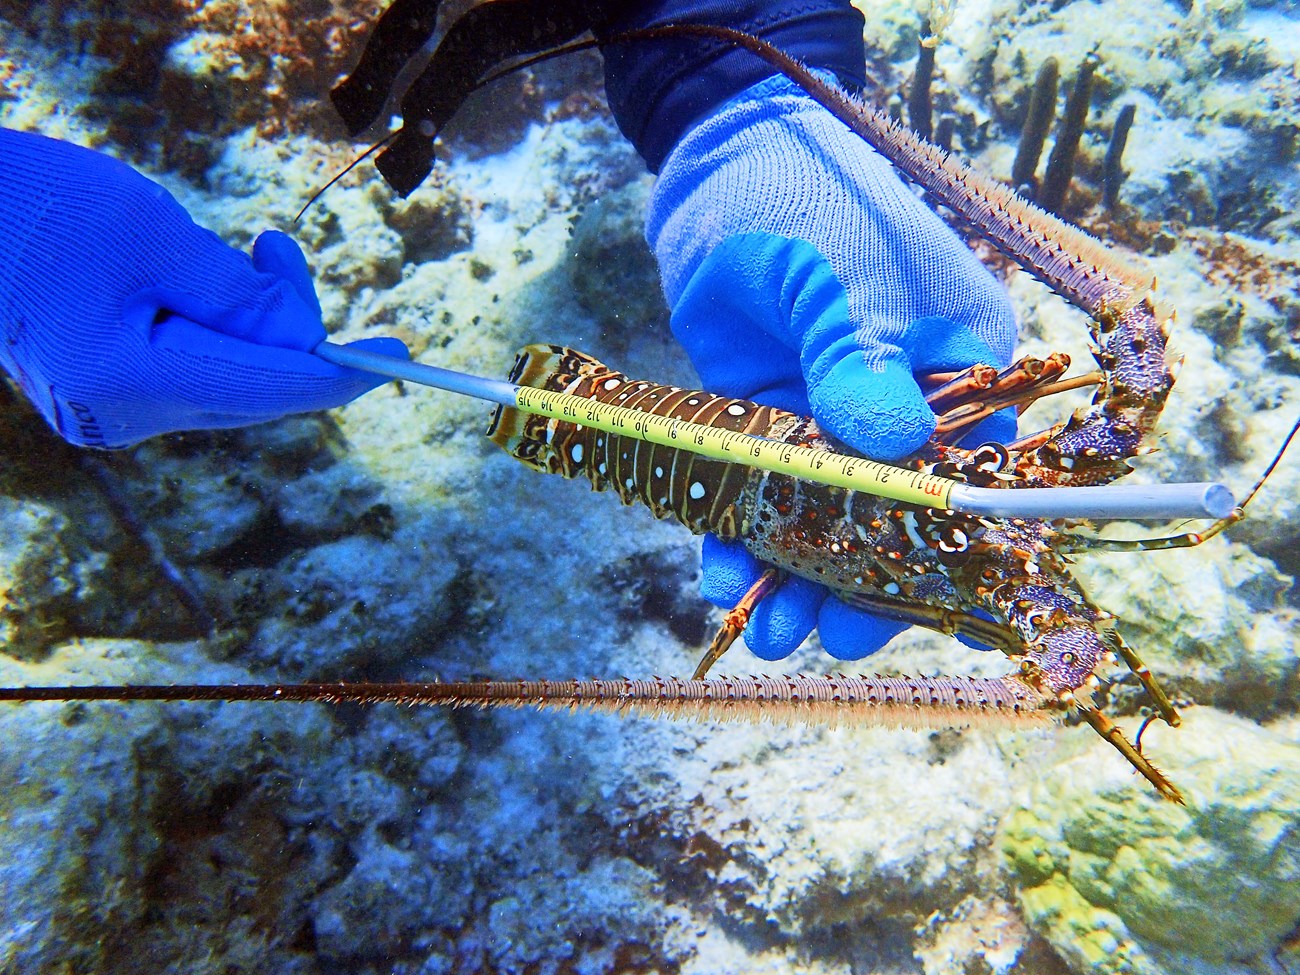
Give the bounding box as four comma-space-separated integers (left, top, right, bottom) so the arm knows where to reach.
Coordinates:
0, 128, 407, 448
646, 75, 1019, 661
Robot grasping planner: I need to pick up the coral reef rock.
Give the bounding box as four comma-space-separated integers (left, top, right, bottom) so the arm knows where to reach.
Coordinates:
1003, 708, 1300, 975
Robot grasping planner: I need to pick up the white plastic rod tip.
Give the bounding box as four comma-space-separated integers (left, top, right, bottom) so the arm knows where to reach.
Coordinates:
949, 481, 1236, 521
315, 340, 518, 407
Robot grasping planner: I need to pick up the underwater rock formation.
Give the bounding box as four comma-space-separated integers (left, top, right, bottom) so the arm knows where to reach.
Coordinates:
0, 497, 106, 660
615, 697, 1030, 939
1003, 708, 1300, 975
1011, 56, 1059, 193
1102, 102, 1136, 209
567, 178, 670, 344
0, 0, 385, 168
1073, 529, 1298, 720
0, 639, 337, 973
1038, 53, 1099, 213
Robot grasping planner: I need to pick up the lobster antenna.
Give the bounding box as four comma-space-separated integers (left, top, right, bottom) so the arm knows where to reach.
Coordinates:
1182, 413, 1298, 529
477, 37, 601, 87
0, 676, 1053, 730
1055, 411, 1299, 555
1237, 413, 1300, 512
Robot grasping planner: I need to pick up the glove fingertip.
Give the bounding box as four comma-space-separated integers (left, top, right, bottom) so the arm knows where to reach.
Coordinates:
744, 613, 813, 661
744, 576, 823, 660
954, 632, 995, 652
817, 598, 907, 660
252, 230, 304, 273
345, 336, 410, 363
810, 357, 935, 462
699, 535, 764, 607
253, 230, 322, 319
959, 407, 1017, 448
332, 338, 411, 394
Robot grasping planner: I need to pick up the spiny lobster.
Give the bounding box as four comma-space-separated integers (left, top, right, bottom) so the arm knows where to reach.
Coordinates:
463, 28, 1195, 801
4, 24, 1290, 804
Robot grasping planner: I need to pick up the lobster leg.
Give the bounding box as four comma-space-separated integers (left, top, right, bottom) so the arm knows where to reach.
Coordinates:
1059, 518, 1241, 554
926, 354, 1085, 444
1052, 416, 1300, 730
1054, 505, 1249, 555
836, 591, 1017, 650
1079, 704, 1185, 803
1006, 427, 1062, 454
693, 568, 785, 679
923, 363, 1000, 414
1102, 629, 1181, 728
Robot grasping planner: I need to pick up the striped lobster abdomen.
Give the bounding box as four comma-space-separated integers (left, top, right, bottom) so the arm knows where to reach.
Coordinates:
487, 344, 816, 539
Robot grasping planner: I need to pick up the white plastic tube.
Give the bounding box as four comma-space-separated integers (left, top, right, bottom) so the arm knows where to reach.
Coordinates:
316, 342, 1234, 521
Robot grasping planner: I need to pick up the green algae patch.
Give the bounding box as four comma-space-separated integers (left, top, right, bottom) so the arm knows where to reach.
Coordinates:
1002, 709, 1300, 973
1016, 876, 1152, 975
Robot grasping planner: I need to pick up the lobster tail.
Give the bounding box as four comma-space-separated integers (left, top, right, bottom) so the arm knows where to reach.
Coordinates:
488, 345, 799, 537
486, 344, 611, 474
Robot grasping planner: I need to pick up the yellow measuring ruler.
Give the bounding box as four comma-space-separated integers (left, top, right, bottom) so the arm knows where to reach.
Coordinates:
516, 384, 953, 507
314, 342, 1234, 521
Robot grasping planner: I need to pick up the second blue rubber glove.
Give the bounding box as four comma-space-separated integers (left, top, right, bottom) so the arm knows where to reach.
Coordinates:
0, 128, 407, 448
646, 75, 1020, 661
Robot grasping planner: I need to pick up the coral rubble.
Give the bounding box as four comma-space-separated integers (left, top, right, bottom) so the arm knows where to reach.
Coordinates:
1003, 709, 1300, 975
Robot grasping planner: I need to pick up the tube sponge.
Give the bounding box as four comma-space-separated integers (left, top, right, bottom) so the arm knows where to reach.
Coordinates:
1012, 57, 1059, 193
1103, 104, 1137, 210
1040, 53, 1100, 213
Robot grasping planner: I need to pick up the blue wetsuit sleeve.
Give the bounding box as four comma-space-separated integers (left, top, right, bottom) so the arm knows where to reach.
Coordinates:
593, 0, 866, 173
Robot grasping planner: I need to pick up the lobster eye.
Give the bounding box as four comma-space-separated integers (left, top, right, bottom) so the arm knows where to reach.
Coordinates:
938, 525, 968, 552
971, 443, 1010, 473
936, 525, 970, 567
1024, 608, 1050, 629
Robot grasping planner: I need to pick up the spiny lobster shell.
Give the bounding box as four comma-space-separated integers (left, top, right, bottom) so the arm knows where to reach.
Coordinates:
483, 32, 1186, 799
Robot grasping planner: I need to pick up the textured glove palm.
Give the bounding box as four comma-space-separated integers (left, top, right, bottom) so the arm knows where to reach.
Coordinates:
646, 75, 1019, 660
0, 128, 406, 448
